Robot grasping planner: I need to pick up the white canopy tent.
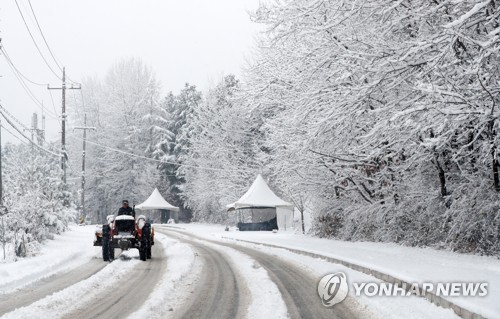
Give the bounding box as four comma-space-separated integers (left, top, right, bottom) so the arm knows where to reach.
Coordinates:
227, 174, 294, 231
136, 188, 179, 212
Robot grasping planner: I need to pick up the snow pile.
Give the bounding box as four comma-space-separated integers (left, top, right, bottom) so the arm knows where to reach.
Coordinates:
0, 225, 99, 293
229, 236, 459, 319
164, 224, 500, 319
198, 239, 289, 319
128, 233, 200, 319
2, 249, 141, 319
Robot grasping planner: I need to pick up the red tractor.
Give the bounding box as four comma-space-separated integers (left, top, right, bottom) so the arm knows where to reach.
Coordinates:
94, 214, 154, 261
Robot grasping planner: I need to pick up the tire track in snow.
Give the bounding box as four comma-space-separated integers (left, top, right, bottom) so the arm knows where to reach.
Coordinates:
1, 248, 148, 319
63, 243, 167, 319
0, 258, 106, 316
164, 228, 360, 319
159, 230, 249, 319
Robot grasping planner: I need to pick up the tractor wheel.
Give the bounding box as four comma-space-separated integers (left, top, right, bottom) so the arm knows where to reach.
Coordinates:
102, 238, 110, 262
143, 223, 152, 259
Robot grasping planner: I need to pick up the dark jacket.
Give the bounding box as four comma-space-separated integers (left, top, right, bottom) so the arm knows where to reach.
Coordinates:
118, 206, 134, 216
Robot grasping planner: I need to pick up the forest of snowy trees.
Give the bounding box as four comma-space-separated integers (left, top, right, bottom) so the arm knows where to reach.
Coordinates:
69, 0, 499, 255
0, 140, 76, 259
4, 0, 498, 259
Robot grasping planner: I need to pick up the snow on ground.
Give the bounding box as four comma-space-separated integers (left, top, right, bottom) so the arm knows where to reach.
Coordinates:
187, 235, 289, 319
0, 224, 100, 293
161, 223, 500, 319
2, 249, 141, 319
217, 235, 459, 319
128, 233, 201, 319
3, 227, 202, 319
2, 231, 202, 319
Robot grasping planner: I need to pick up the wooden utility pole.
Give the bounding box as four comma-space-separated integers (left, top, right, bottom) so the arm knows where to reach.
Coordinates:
23, 113, 40, 150
48, 67, 81, 184
0, 40, 5, 260
0, 119, 5, 260
74, 114, 96, 220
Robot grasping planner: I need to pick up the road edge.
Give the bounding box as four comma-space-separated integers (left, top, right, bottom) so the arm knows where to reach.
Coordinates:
220, 237, 485, 319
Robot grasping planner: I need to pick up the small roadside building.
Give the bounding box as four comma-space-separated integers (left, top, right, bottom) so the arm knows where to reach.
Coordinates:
226, 174, 294, 231
136, 188, 180, 223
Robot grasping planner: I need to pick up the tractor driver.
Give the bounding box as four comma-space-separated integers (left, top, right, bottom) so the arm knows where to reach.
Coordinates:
117, 199, 134, 216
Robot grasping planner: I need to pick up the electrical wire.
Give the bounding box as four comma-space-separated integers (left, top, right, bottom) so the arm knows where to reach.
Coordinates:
15, 0, 80, 85
0, 108, 62, 157
1, 48, 60, 119
70, 135, 244, 172
14, 0, 62, 81
0, 46, 46, 86
26, 0, 63, 72
0, 104, 30, 131
25, 0, 80, 85
0, 124, 30, 146
0, 104, 62, 155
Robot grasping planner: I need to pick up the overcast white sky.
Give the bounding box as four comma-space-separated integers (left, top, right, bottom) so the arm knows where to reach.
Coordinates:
0, 0, 262, 144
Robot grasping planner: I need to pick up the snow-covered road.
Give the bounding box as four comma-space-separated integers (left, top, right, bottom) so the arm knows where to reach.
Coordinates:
0, 259, 106, 315
0, 223, 472, 318
162, 229, 358, 319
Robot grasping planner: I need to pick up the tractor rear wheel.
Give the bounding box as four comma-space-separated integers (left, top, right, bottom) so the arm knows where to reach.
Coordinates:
102, 224, 111, 261
102, 239, 110, 261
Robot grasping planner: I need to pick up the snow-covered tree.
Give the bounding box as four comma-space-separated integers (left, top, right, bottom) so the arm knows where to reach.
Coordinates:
153, 84, 202, 221
2, 142, 77, 259
181, 75, 263, 223
241, 0, 500, 254
67, 58, 160, 222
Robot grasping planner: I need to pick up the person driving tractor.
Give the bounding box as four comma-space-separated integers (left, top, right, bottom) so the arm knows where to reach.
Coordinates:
118, 199, 134, 216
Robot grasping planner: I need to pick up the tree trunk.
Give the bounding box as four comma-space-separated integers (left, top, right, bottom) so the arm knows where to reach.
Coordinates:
301, 210, 305, 234
492, 149, 500, 191
434, 155, 447, 197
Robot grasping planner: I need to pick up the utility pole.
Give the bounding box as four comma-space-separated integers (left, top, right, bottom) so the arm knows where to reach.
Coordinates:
41, 107, 45, 143
74, 114, 96, 221
0, 39, 5, 259
48, 67, 81, 184
24, 113, 39, 151
0, 119, 6, 260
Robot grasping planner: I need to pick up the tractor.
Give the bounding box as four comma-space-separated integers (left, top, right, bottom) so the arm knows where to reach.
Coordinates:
94, 214, 154, 261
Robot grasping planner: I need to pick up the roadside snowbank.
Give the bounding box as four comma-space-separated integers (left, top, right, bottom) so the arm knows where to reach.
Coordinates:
160, 223, 500, 319
0, 224, 100, 293
2, 228, 201, 319
2, 249, 141, 318
223, 235, 459, 319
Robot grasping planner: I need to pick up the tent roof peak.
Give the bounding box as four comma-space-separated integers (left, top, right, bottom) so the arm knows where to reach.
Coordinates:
136, 188, 180, 211
226, 174, 293, 210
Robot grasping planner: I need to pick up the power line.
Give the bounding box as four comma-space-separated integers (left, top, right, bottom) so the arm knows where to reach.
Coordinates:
70, 135, 243, 172
0, 46, 46, 86
0, 108, 62, 158
0, 47, 60, 119
1, 123, 29, 146
0, 104, 61, 154
0, 104, 30, 131
14, 0, 62, 81
26, 0, 63, 72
